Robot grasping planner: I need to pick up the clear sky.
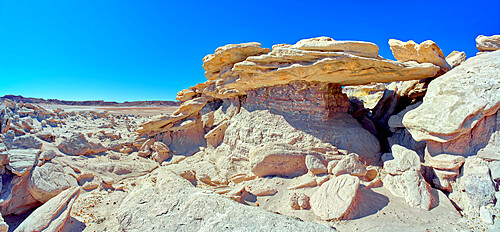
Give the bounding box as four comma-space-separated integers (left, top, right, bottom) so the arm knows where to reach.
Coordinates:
0, 0, 499, 102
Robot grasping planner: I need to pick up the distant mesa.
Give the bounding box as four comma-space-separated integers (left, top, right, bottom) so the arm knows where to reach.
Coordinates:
0, 95, 180, 107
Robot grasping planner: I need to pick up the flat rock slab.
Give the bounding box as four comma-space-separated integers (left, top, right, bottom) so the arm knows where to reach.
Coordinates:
250, 143, 311, 178
15, 187, 80, 232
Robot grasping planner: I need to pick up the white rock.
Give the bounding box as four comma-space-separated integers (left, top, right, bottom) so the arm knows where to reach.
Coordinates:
15, 187, 80, 232
310, 174, 360, 220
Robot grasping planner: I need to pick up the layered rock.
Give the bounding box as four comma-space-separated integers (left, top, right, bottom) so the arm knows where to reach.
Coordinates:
388, 39, 451, 72
15, 187, 80, 232
476, 35, 500, 53
202, 37, 438, 98
445, 51, 466, 69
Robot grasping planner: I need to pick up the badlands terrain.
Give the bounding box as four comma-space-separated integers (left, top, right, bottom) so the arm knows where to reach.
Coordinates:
0, 35, 499, 232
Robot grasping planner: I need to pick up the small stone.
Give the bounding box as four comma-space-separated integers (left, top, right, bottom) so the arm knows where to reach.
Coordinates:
290, 193, 310, 210
305, 155, 327, 175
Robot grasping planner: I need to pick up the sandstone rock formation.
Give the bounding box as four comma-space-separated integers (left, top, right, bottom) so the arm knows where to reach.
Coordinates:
476, 35, 500, 52
117, 170, 336, 231
200, 37, 438, 98
403, 50, 500, 146
14, 187, 80, 232
1, 35, 499, 231
388, 39, 451, 72
28, 162, 78, 203
58, 133, 106, 155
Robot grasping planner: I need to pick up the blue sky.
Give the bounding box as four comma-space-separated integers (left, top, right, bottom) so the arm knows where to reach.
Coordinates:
0, 0, 499, 102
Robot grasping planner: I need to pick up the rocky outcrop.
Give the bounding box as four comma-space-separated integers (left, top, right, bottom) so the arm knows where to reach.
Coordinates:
15, 187, 80, 232
203, 42, 271, 81
117, 170, 336, 232
403, 50, 500, 144
476, 35, 500, 53
388, 39, 451, 72
201, 37, 438, 98
58, 133, 106, 155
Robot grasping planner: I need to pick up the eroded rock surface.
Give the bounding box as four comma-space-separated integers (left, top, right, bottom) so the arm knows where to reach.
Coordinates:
403, 50, 500, 143
117, 170, 336, 232
58, 133, 106, 156
310, 174, 360, 220
15, 187, 80, 232
383, 145, 435, 210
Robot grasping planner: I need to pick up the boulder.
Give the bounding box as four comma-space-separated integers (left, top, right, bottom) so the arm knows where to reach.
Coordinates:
244, 178, 278, 196
449, 157, 495, 217
445, 51, 466, 69
151, 141, 171, 163
329, 153, 367, 177
7, 149, 40, 176
36, 150, 57, 166
35, 132, 56, 142
117, 170, 336, 232
0, 177, 40, 216
388, 39, 451, 72
305, 155, 327, 175
7, 135, 42, 150
476, 35, 500, 52
204, 121, 228, 147
403, 50, 500, 143
28, 162, 78, 203
310, 174, 360, 220
15, 187, 80, 232
57, 133, 106, 155
137, 138, 155, 157
383, 145, 435, 210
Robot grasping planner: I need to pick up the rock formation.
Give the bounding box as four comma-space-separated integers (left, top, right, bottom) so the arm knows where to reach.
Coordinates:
1, 35, 499, 231
476, 35, 500, 54
14, 187, 80, 232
